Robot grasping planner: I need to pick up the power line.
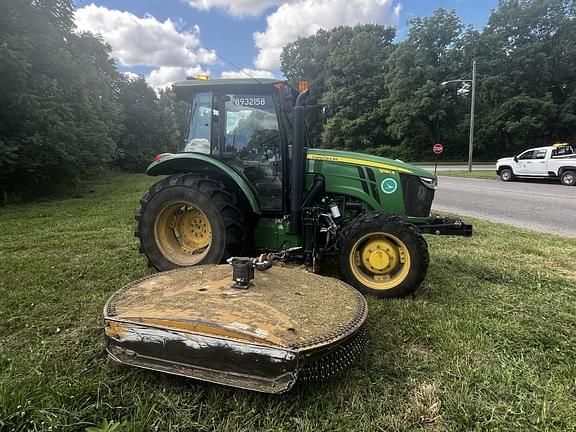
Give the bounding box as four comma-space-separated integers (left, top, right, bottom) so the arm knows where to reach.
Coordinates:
210, 50, 263, 84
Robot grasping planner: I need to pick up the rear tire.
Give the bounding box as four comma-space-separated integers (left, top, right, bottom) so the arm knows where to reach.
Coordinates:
500, 168, 514, 182
135, 174, 246, 271
337, 212, 429, 298
560, 170, 576, 186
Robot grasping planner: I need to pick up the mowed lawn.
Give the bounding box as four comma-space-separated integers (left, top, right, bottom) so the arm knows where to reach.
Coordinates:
1, 173, 575, 432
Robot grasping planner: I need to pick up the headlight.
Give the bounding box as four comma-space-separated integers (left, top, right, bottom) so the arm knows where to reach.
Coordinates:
419, 177, 438, 190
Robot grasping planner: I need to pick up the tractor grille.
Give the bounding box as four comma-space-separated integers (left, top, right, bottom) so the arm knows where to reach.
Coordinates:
400, 174, 435, 218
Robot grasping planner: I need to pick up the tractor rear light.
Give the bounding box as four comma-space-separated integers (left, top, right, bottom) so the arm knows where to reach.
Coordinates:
153, 152, 173, 162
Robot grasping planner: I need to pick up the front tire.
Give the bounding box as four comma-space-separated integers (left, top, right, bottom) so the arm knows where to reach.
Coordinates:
135, 174, 246, 271
337, 212, 429, 298
500, 168, 514, 182
560, 170, 576, 186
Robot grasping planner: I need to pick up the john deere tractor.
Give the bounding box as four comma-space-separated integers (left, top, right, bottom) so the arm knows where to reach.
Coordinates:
135, 77, 472, 298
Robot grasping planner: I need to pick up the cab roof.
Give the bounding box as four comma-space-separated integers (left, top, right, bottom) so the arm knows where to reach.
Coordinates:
173, 78, 283, 89
172, 78, 285, 99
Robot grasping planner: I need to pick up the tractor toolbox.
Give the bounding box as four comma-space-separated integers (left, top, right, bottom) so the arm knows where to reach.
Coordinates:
104, 264, 367, 393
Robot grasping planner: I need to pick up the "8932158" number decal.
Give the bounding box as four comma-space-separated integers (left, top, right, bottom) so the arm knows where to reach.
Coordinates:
234, 97, 266, 107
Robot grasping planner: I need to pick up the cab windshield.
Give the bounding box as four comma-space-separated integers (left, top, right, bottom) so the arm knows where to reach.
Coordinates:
182, 90, 284, 211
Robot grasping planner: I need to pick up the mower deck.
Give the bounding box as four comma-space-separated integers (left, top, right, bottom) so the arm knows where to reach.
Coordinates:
104, 265, 367, 393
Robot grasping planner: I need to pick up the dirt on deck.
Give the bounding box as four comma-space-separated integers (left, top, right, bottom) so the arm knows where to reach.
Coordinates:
106, 265, 365, 348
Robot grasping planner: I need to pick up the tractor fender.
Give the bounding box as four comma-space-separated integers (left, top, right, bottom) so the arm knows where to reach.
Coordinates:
147, 153, 261, 214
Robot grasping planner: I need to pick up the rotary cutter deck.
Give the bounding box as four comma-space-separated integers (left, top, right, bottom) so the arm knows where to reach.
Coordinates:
104, 263, 367, 393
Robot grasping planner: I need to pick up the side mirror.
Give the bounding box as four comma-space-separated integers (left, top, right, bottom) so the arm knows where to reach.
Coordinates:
513, 156, 518, 163
279, 85, 294, 113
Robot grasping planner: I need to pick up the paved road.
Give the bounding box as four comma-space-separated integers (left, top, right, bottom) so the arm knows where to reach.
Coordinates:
417, 164, 495, 172
433, 176, 576, 237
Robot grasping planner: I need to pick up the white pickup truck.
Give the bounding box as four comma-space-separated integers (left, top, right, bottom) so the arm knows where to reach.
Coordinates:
496, 144, 576, 186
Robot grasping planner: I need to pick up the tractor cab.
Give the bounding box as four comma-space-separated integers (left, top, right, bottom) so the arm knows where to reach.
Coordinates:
174, 78, 293, 212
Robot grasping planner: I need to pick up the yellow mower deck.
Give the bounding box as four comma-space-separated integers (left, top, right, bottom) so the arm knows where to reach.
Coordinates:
104, 265, 367, 393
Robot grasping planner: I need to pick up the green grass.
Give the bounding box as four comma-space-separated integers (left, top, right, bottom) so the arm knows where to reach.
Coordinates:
1, 173, 575, 431
412, 162, 474, 165
437, 170, 497, 180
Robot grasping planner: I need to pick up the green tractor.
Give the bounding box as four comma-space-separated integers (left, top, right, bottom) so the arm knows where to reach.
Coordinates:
135, 77, 472, 298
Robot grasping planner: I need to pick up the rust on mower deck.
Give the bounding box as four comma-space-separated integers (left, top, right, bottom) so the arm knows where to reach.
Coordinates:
104, 265, 367, 393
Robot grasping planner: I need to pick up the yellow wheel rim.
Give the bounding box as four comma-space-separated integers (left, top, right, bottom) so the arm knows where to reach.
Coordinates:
349, 232, 411, 290
154, 202, 212, 266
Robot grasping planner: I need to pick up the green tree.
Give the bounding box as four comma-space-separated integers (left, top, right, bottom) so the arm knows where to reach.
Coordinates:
473, 0, 576, 154
281, 24, 396, 152
280, 29, 331, 145
0, 0, 122, 194
159, 89, 186, 152
280, 1, 576, 162
116, 78, 180, 171
385, 10, 469, 160
321, 25, 396, 152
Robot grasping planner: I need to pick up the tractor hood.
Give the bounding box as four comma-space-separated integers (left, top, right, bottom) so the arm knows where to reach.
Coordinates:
306, 149, 435, 179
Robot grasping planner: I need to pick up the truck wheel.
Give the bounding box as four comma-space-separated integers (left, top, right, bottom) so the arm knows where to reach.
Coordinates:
337, 212, 429, 298
560, 170, 576, 186
500, 168, 514, 182
135, 174, 246, 271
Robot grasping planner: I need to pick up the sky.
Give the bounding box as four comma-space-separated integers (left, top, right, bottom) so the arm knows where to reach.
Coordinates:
74, 0, 499, 89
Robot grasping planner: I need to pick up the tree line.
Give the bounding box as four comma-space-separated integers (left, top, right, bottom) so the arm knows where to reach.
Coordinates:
281, 0, 576, 162
1, 0, 575, 199
0, 0, 185, 198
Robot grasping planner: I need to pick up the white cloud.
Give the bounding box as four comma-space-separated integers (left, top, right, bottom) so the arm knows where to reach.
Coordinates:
122, 71, 142, 81
221, 69, 276, 79
75, 4, 217, 68
253, 0, 401, 69
185, 0, 289, 17
146, 66, 209, 89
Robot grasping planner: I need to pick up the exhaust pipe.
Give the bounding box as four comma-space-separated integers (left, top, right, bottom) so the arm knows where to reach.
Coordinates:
289, 90, 309, 234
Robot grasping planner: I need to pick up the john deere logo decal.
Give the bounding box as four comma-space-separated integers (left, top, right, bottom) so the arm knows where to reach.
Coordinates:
381, 178, 398, 194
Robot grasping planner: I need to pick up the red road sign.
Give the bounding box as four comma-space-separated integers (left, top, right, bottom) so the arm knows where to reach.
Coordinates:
433, 143, 444, 155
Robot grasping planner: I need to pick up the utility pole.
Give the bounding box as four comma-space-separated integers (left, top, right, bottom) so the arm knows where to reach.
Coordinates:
441, 60, 478, 171
468, 59, 477, 172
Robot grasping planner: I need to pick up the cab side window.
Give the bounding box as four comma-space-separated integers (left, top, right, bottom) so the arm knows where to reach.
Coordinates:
518, 151, 535, 160
183, 92, 213, 154
533, 150, 547, 159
